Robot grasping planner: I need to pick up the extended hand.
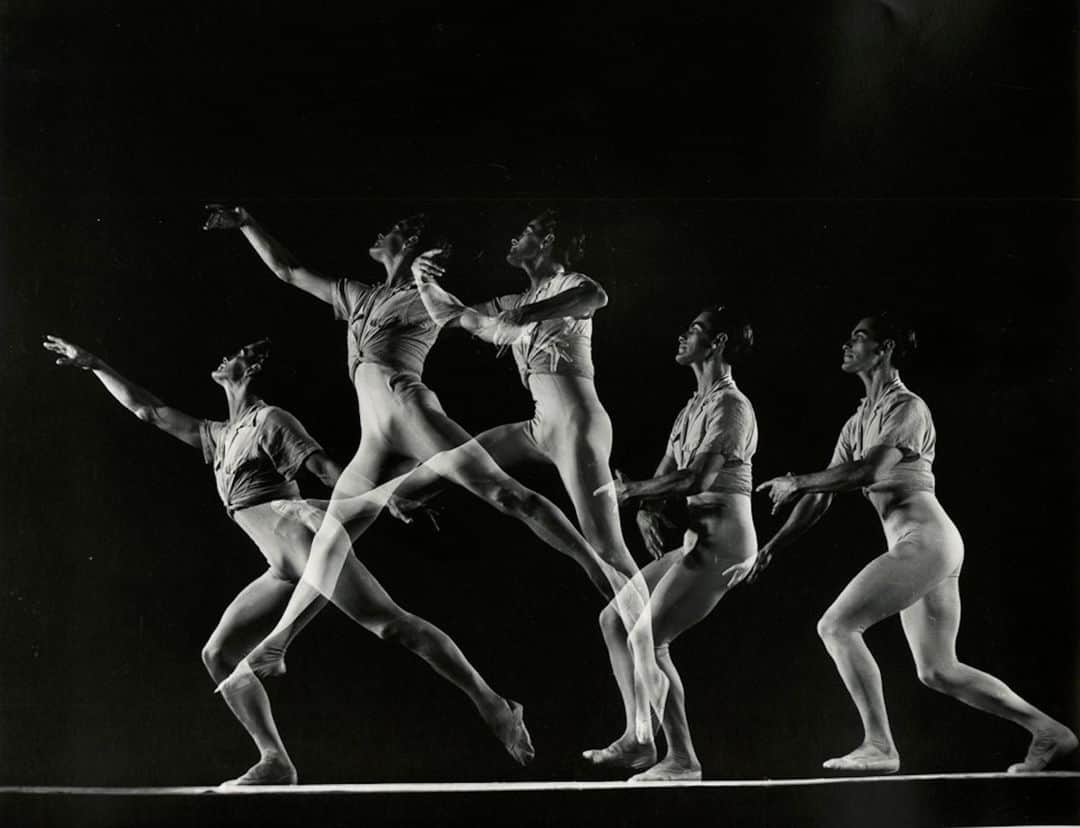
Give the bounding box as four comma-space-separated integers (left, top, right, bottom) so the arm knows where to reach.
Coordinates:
411, 249, 446, 285
593, 469, 631, 504
636, 508, 675, 560
203, 204, 251, 231
387, 494, 441, 532
756, 473, 799, 515
745, 543, 774, 584
42, 335, 99, 370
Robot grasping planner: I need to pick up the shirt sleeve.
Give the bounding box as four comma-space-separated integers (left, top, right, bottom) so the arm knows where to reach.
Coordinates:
696, 395, 755, 463
199, 420, 224, 466
828, 417, 856, 467
330, 278, 375, 321
870, 396, 932, 461
258, 407, 324, 481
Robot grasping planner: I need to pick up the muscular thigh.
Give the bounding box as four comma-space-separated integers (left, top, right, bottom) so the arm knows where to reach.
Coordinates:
824, 533, 962, 633
647, 552, 739, 647
206, 570, 295, 659
899, 573, 962, 668
549, 421, 624, 549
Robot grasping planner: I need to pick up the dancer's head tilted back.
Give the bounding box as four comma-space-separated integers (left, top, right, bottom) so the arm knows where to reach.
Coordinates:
211, 338, 271, 389
368, 213, 432, 267
676, 306, 754, 369
841, 313, 917, 375
506, 209, 587, 271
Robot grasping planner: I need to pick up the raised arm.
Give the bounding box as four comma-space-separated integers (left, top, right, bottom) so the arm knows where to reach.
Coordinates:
203, 205, 336, 304
43, 335, 201, 448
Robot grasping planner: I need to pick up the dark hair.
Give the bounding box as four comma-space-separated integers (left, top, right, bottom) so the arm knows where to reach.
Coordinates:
532, 209, 587, 266
698, 306, 754, 365
395, 213, 452, 262
865, 313, 917, 368
240, 338, 272, 388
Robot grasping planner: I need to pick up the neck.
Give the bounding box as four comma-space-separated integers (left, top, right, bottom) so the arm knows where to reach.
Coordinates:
691, 358, 732, 394
223, 384, 260, 420
858, 364, 900, 403
382, 254, 412, 289
520, 255, 564, 289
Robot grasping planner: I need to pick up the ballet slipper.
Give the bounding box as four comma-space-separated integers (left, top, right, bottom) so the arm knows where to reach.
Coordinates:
822, 745, 900, 774
219, 754, 297, 787
1007, 723, 1078, 773
493, 700, 535, 766
627, 759, 702, 783
581, 740, 657, 771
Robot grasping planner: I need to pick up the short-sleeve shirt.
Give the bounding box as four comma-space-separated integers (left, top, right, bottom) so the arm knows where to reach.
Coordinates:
330, 279, 439, 380
667, 376, 758, 498
476, 271, 599, 389
829, 377, 936, 494
199, 402, 323, 515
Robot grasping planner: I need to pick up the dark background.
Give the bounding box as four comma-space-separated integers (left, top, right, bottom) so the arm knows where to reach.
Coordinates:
0, 5, 1075, 785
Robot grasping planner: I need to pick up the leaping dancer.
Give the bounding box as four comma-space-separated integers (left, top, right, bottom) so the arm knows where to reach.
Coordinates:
751, 314, 1077, 774
43, 335, 533, 786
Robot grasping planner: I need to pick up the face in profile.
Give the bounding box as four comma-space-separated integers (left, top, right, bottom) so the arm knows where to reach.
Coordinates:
369, 219, 418, 263
506, 217, 548, 266
675, 313, 723, 367
841, 317, 888, 373
211, 342, 266, 385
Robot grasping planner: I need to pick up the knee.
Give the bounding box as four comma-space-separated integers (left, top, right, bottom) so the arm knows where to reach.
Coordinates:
915, 661, 959, 693
816, 612, 857, 646
378, 613, 427, 651
489, 483, 541, 518
598, 603, 622, 635
201, 641, 235, 681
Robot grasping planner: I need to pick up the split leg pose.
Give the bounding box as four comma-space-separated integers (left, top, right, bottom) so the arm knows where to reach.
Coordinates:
576, 308, 758, 781
203, 207, 634, 714
43, 335, 533, 785
409, 211, 668, 737
752, 314, 1076, 774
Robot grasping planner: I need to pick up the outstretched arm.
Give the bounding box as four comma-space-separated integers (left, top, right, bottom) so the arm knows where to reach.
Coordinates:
507, 282, 607, 325
203, 205, 336, 304
755, 445, 902, 514
43, 336, 201, 448
604, 448, 728, 505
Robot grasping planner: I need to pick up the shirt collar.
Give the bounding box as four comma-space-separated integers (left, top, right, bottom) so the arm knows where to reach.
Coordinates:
692, 374, 736, 402
858, 376, 905, 413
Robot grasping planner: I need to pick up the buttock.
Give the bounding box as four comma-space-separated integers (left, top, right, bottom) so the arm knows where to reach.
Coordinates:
884, 519, 964, 577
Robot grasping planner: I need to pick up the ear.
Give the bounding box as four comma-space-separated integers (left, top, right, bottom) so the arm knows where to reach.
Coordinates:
710, 331, 728, 352
244, 361, 264, 379
404, 234, 419, 249
541, 232, 556, 250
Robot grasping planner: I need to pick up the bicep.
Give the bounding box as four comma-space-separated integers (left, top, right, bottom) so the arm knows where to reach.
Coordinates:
146, 405, 202, 448
304, 451, 341, 484
652, 449, 677, 478
286, 266, 336, 304
861, 444, 903, 477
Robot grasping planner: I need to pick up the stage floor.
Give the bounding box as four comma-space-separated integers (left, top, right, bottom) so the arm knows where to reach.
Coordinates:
2, 772, 1078, 827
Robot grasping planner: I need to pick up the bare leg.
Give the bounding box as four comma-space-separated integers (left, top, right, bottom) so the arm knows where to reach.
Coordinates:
816, 538, 961, 773
901, 576, 1077, 772
202, 570, 305, 786
626, 548, 747, 782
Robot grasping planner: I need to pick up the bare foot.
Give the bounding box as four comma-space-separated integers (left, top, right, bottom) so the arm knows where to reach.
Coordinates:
491, 699, 535, 766
1008, 722, 1078, 773
823, 743, 900, 774
219, 753, 298, 787
581, 736, 657, 771
627, 755, 702, 783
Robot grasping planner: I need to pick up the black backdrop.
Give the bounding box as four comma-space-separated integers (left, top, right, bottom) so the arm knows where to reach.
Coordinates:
0, 6, 1075, 785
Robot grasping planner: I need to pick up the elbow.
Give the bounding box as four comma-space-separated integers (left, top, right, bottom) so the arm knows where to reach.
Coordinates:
591, 285, 608, 310
133, 406, 155, 424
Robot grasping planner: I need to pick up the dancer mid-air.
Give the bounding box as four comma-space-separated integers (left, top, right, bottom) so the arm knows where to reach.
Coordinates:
752, 315, 1077, 774
570, 307, 758, 782
202, 206, 661, 737
409, 210, 667, 734
43, 335, 533, 785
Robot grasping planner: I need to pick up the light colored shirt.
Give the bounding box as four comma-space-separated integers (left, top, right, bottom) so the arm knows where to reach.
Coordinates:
477, 271, 599, 389
667, 376, 758, 500
331, 279, 439, 380
829, 377, 936, 495
200, 402, 322, 515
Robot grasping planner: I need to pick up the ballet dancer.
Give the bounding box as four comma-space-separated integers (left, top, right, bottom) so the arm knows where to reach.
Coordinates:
752, 314, 1077, 774
409, 210, 668, 735
572, 307, 758, 781
43, 335, 533, 785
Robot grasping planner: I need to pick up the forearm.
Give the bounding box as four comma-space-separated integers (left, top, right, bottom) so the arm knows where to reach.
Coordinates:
765, 492, 832, 552
516, 285, 606, 325
623, 468, 700, 501
90, 361, 166, 421
791, 461, 878, 494
239, 219, 303, 283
